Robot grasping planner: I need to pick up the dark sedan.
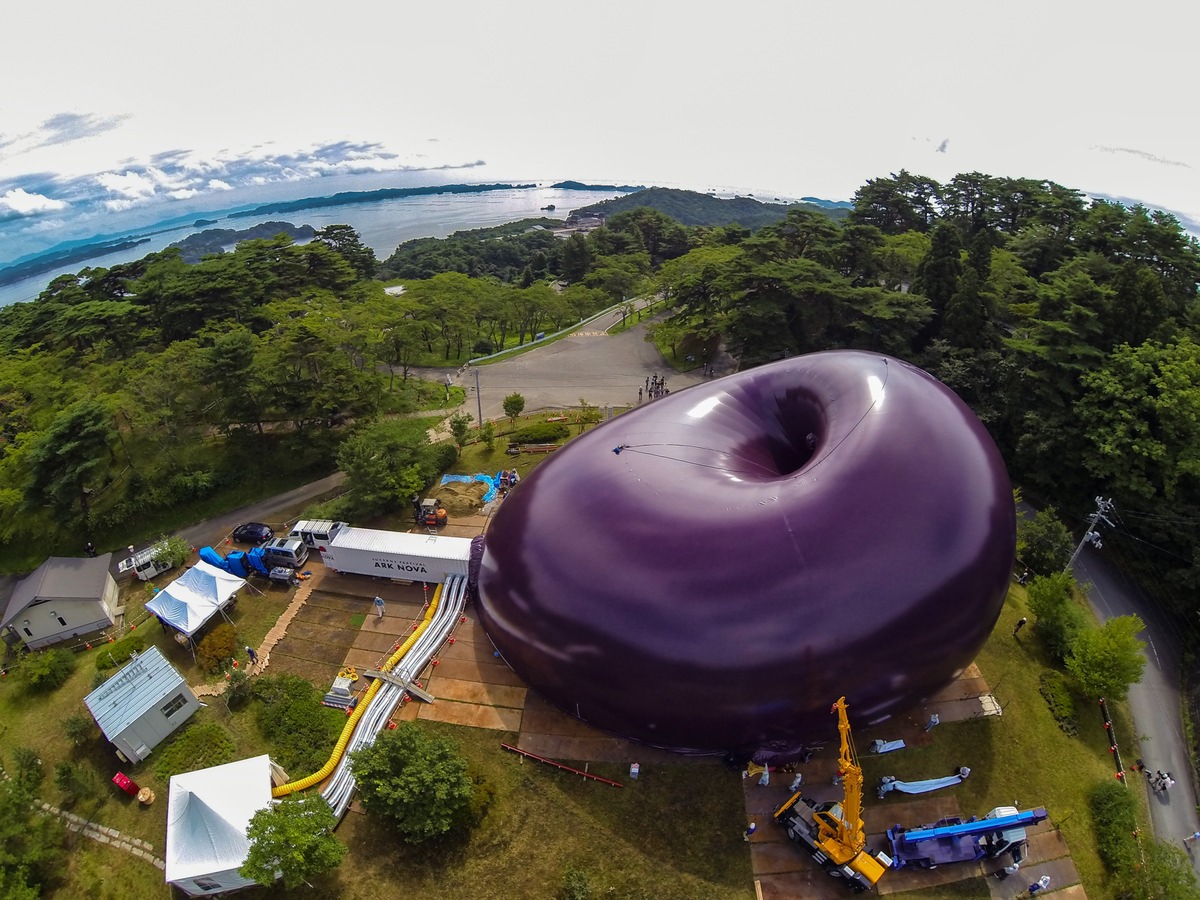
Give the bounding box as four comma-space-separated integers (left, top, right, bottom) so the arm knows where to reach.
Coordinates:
231, 522, 274, 545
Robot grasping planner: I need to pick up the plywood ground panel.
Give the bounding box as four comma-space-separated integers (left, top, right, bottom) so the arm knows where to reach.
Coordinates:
417, 699, 523, 731
427, 675, 526, 709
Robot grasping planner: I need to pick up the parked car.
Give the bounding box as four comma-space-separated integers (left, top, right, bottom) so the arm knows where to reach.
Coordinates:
232, 522, 274, 545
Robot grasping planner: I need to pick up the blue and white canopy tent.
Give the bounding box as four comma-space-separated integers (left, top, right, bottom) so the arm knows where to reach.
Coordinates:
146, 561, 245, 647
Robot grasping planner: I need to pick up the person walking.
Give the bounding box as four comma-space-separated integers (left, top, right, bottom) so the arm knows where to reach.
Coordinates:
789, 772, 804, 792
1013, 617, 1028, 637
374, 595, 386, 620
1028, 874, 1051, 894
1183, 830, 1200, 848
84, 541, 97, 558
244, 645, 258, 667
743, 822, 757, 841
995, 861, 1020, 880
924, 713, 940, 732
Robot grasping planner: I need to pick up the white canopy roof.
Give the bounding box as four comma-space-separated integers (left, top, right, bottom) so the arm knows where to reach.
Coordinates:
166, 754, 273, 893
146, 561, 245, 638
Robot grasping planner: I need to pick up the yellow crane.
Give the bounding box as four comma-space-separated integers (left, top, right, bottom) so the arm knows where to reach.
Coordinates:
772, 697, 891, 893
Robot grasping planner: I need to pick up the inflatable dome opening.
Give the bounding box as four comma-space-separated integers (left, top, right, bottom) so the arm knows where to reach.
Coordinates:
722, 384, 823, 477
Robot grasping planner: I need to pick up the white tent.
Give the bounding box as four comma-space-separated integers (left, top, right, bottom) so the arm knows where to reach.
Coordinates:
146, 561, 245, 638
166, 754, 273, 896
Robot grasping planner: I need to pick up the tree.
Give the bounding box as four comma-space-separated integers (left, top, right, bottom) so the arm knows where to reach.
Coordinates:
240, 794, 347, 890
1016, 506, 1074, 574
313, 224, 377, 279
335, 420, 430, 518
24, 399, 117, 525
449, 412, 473, 448
0, 774, 66, 896
349, 722, 477, 843
479, 420, 496, 451
1066, 615, 1147, 700
151, 534, 192, 569
503, 392, 526, 425
1026, 572, 1088, 663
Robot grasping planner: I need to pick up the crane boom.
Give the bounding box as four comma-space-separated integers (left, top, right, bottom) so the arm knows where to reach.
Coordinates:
773, 696, 889, 891
832, 696, 866, 853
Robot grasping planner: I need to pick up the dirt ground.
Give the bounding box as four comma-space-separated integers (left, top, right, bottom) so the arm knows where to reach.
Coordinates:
432, 480, 491, 515
266, 590, 378, 687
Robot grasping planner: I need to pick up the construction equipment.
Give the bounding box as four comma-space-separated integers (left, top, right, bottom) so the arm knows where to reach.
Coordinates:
887, 805, 1047, 869
773, 697, 892, 893
420, 498, 448, 530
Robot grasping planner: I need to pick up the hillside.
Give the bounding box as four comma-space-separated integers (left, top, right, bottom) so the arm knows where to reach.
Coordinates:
568, 187, 849, 228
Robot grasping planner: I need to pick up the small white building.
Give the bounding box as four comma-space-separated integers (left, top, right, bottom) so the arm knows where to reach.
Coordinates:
166, 754, 274, 896
84, 645, 200, 763
0, 554, 119, 649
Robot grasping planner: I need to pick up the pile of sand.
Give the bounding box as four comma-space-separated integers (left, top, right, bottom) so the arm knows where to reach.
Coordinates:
435, 480, 490, 515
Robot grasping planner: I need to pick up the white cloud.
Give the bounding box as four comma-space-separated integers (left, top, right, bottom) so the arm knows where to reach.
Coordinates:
207, 179, 232, 191
1, 188, 68, 215
96, 170, 158, 199
168, 188, 199, 200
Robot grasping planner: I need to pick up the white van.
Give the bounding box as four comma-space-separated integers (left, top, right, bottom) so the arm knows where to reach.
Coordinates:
262, 537, 309, 569
117, 545, 175, 581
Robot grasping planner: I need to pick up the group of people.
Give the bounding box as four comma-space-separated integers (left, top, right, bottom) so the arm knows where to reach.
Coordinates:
640, 374, 669, 403
1152, 769, 1177, 793
498, 468, 520, 496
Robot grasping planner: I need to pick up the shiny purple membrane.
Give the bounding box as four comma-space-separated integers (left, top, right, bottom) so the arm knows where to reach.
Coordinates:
475, 351, 1015, 759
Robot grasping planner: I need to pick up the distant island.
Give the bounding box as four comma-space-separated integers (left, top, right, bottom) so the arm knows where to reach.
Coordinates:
193, 218, 219, 227
0, 237, 151, 287
227, 182, 544, 218
551, 180, 646, 193
168, 221, 317, 263
569, 187, 849, 228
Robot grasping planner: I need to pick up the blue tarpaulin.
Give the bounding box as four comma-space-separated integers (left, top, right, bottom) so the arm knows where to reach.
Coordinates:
440, 472, 502, 503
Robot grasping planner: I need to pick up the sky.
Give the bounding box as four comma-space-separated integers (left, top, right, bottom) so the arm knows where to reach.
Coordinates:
3, 0, 1198, 264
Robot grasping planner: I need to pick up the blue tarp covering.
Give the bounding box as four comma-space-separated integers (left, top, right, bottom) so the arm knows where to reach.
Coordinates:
868, 739, 906, 754
247, 548, 269, 576
440, 472, 502, 503
198, 546, 225, 568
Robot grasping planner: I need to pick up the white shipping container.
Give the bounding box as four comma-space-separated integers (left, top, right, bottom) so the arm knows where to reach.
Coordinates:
320, 526, 472, 582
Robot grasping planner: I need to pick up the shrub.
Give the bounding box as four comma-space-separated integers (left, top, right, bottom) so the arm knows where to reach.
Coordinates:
11, 747, 44, 792
423, 440, 460, 476
18, 649, 76, 692
1089, 779, 1138, 872
225, 667, 254, 711
154, 722, 236, 781
1037, 671, 1078, 736
54, 760, 99, 807
1027, 572, 1087, 663
253, 674, 344, 774
64, 712, 96, 748
95, 632, 146, 671
510, 422, 569, 444
195, 623, 238, 673
560, 866, 592, 900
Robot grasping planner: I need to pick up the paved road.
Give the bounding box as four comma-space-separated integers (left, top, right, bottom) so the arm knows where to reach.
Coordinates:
116, 472, 346, 573
439, 307, 736, 423
1073, 544, 1200, 864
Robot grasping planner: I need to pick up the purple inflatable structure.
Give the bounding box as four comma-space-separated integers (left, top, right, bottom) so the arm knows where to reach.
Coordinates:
475, 351, 1015, 759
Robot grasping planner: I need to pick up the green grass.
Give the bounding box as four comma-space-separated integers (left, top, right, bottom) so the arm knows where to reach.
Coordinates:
253, 723, 755, 900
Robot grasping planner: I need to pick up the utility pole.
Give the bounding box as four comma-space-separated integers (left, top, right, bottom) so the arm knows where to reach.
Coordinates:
1065, 496, 1115, 573
474, 366, 483, 425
